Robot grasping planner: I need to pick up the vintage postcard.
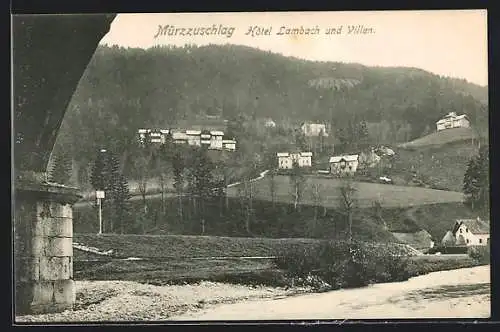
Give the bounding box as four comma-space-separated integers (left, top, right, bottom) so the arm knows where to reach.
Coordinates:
12, 10, 489, 323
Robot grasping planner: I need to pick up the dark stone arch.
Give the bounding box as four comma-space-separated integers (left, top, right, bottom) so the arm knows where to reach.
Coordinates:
13, 14, 116, 173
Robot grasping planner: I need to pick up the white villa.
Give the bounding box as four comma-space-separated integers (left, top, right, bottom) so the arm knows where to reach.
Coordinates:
452, 217, 490, 246
222, 138, 237, 151
436, 112, 470, 131
138, 129, 170, 144
139, 128, 236, 151
185, 130, 202, 146
264, 118, 276, 128
209, 131, 224, 150
329, 154, 359, 176
277, 152, 313, 169
301, 122, 329, 137
200, 132, 211, 146
172, 131, 189, 144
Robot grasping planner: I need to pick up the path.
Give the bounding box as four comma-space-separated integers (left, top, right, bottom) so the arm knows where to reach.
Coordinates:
73, 169, 270, 208
170, 265, 490, 320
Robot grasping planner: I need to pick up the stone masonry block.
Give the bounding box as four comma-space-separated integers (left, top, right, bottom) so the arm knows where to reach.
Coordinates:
32, 237, 73, 257
31, 281, 54, 306
31, 236, 44, 257
53, 279, 75, 305
33, 216, 73, 238
47, 237, 73, 257
69, 256, 73, 279
37, 202, 72, 219
39, 257, 71, 281
15, 257, 39, 282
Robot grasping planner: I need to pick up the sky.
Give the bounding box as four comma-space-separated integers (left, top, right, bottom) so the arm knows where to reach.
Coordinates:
99, 10, 488, 86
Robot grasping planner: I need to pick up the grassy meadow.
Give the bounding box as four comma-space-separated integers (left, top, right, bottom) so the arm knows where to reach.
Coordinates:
227, 175, 464, 209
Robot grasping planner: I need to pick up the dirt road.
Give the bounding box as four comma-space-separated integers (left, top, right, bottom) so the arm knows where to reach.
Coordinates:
171, 265, 491, 320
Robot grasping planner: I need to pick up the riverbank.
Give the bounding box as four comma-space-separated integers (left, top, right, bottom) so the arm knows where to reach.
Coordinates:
16, 265, 489, 322
171, 265, 491, 320
15, 281, 311, 323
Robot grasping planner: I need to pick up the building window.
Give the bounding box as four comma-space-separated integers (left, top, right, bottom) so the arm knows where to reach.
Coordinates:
466, 228, 468, 233
466, 239, 469, 244
460, 229, 463, 233
479, 239, 482, 244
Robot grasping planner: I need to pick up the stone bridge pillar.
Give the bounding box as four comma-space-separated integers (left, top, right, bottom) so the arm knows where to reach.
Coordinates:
13, 14, 115, 315
15, 172, 81, 314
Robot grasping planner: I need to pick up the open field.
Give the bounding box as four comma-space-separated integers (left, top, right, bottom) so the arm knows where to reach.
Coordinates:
73, 233, 418, 261
398, 127, 477, 149
73, 234, 482, 286
227, 175, 464, 208
74, 233, 321, 260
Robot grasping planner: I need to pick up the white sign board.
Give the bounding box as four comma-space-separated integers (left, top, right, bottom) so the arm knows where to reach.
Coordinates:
96, 190, 105, 199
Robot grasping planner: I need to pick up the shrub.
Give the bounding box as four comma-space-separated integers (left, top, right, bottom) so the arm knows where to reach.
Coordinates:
427, 246, 468, 255
468, 245, 490, 264
406, 255, 478, 277
274, 242, 326, 277
274, 240, 412, 290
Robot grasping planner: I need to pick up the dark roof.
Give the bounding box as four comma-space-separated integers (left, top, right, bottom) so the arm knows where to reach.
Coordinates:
441, 231, 456, 246
391, 230, 433, 250
453, 218, 490, 235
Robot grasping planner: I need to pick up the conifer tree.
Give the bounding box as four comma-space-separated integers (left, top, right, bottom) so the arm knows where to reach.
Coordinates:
357, 120, 370, 146
49, 150, 72, 184
172, 148, 186, 221
112, 173, 131, 234
90, 149, 130, 233
463, 146, 489, 213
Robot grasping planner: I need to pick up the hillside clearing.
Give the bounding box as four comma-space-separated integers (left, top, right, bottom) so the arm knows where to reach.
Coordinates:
392, 140, 479, 192
398, 127, 477, 150
227, 175, 464, 208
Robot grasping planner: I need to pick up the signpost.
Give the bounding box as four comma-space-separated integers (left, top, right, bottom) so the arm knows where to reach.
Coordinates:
96, 190, 105, 234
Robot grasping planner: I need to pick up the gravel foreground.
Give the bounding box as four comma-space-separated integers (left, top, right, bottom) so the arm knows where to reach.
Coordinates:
15, 281, 311, 323
16, 266, 490, 323
172, 265, 491, 320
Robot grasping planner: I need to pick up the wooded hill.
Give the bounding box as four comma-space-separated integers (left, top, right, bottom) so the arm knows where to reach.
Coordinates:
55, 43, 488, 187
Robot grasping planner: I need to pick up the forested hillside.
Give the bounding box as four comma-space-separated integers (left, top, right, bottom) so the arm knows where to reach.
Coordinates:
54, 43, 488, 188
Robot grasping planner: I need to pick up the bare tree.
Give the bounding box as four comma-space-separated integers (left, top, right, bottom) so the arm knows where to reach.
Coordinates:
133, 145, 155, 216
152, 146, 172, 218
219, 151, 237, 211
311, 182, 323, 221
172, 150, 186, 221
268, 168, 277, 209
289, 160, 307, 212
242, 175, 254, 236
339, 179, 357, 243
318, 128, 326, 154
372, 196, 387, 230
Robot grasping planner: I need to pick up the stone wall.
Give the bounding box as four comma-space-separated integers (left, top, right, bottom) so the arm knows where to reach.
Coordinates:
15, 176, 80, 315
